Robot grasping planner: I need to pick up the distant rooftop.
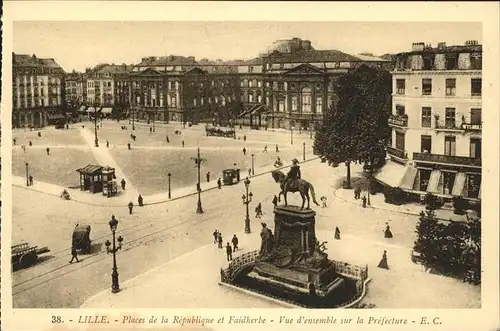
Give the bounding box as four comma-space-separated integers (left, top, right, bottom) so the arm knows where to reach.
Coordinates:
396, 40, 482, 57
13, 53, 64, 70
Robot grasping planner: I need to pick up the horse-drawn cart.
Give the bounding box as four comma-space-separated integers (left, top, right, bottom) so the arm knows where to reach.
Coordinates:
223, 168, 240, 185
12, 242, 50, 270
72, 224, 92, 254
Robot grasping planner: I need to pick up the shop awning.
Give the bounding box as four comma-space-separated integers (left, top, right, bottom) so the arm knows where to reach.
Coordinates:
250, 105, 267, 115
373, 161, 407, 188
399, 166, 418, 190
101, 107, 113, 114
426, 170, 441, 194
452, 172, 466, 196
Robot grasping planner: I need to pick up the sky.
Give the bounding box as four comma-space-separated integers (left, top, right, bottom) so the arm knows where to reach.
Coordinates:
13, 21, 482, 73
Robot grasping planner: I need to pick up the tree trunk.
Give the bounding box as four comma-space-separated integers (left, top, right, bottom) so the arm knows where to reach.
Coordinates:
346, 161, 352, 189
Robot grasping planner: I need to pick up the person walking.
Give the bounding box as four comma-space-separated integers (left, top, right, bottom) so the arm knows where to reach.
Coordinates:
138, 194, 144, 207
275, 144, 279, 153
182, 140, 185, 148
217, 232, 223, 249
13, 138, 16, 145
206, 172, 211, 183
354, 187, 362, 200
150, 126, 153, 133
248, 169, 252, 177
217, 178, 222, 189
334, 226, 341, 240
127, 143, 131, 150
226, 242, 233, 261
242, 147, 247, 155
29, 140, 32, 146
384, 224, 393, 239
121, 178, 126, 190
106, 140, 109, 148
243, 135, 247, 142
362, 195, 367, 208
377, 250, 389, 269
321, 196, 328, 208
166, 135, 170, 143
232, 234, 239, 252
255, 202, 263, 218
69, 246, 79, 264
213, 230, 219, 244
29, 175, 33, 186
46, 147, 50, 155
263, 145, 268, 153
128, 201, 134, 215
272, 195, 278, 209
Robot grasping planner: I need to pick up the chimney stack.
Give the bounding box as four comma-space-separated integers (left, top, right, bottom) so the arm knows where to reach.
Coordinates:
437, 42, 447, 49
465, 40, 479, 46
411, 42, 425, 52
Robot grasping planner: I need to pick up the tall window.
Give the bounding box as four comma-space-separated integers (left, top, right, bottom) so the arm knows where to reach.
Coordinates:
301, 87, 312, 113
444, 136, 456, 156
445, 108, 456, 128
442, 172, 456, 195
396, 79, 405, 95
249, 80, 253, 87
466, 174, 481, 199
445, 79, 456, 96
248, 93, 254, 103
396, 105, 405, 116
291, 96, 298, 111
445, 55, 458, 70
315, 97, 323, 113
266, 96, 270, 106
421, 107, 432, 127
395, 131, 405, 151
469, 138, 481, 158
170, 95, 176, 107
421, 135, 432, 153
257, 81, 262, 88
257, 94, 262, 103
193, 98, 197, 106
470, 54, 482, 70
422, 79, 432, 95
470, 108, 482, 124
471, 78, 482, 96
278, 99, 285, 112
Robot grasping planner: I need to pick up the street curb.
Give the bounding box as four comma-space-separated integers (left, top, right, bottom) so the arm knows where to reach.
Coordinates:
13, 156, 321, 208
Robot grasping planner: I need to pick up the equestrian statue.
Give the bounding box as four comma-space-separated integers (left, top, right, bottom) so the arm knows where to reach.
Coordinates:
271, 158, 320, 210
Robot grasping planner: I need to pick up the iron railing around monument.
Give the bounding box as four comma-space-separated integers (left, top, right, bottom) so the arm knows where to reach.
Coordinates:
220, 250, 259, 282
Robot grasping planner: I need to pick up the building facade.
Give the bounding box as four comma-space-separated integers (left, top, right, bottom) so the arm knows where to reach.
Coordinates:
12, 53, 66, 128
65, 71, 87, 106
380, 40, 482, 201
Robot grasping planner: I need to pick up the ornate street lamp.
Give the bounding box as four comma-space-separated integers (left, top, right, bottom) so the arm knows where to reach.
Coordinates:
251, 153, 255, 176
242, 177, 253, 234
104, 215, 123, 294
191, 147, 206, 214
93, 102, 99, 147
167, 172, 172, 199
25, 162, 29, 186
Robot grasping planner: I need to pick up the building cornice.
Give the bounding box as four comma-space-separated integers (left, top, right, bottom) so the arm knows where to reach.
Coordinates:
391, 70, 481, 76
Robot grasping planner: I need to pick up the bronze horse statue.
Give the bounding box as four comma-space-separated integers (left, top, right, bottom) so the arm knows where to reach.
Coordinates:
271, 170, 320, 210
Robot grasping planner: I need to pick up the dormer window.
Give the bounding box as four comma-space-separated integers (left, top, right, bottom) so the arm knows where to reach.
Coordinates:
248, 66, 253, 73
445, 53, 459, 70
422, 55, 434, 70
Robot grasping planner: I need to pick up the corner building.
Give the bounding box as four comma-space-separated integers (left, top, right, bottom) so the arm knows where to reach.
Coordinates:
380, 41, 482, 201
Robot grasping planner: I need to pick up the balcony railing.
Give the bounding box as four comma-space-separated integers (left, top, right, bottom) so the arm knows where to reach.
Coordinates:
461, 122, 482, 131
388, 114, 408, 127
413, 152, 481, 167
387, 146, 408, 160
435, 120, 464, 132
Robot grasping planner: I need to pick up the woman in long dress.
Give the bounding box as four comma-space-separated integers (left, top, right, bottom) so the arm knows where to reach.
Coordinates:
334, 227, 341, 240
384, 225, 393, 239
377, 250, 389, 269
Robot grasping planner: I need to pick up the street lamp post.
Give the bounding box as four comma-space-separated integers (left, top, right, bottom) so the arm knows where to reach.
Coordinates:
310, 115, 313, 139
303, 142, 306, 161
242, 177, 253, 234
291, 127, 294, 145
93, 104, 99, 147
104, 215, 124, 294
25, 162, 29, 186
132, 107, 136, 130
192, 147, 206, 214
251, 154, 255, 176
167, 172, 171, 199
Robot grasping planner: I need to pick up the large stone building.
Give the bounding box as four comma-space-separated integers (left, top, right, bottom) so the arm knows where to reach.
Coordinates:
377, 40, 482, 201
121, 38, 390, 128
12, 53, 66, 128
65, 71, 87, 106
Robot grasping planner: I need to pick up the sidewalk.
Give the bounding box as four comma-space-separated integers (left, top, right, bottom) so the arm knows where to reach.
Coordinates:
81, 229, 480, 309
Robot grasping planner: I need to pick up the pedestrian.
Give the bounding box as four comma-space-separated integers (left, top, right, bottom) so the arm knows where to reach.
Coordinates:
232, 234, 239, 252
196, 182, 201, 192
66, 124, 69, 130
334, 226, 341, 240
22, 145, 26, 152
275, 144, 279, 153
384, 224, 393, 239
46, 147, 50, 155
354, 187, 361, 200
150, 126, 152, 133
217, 233, 223, 249
128, 201, 134, 215
69, 246, 79, 264
321, 196, 328, 208
226, 242, 233, 261
29, 175, 33, 186
248, 169, 252, 177
213, 229, 219, 244
38, 132, 42, 137
263, 145, 268, 153
106, 140, 109, 148
138, 194, 144, 207
217, 178, 222, 189
13, 138, 16, 145
377, 250, 389, 270
206, 172, 211, 183
243, 147, 246, 155
121, 178, 126, 190
182, 140, 185, 148
243, 135, 247, 142
127, 143, 131, 150
166, 135, 170, 143
272, 195, 278, 209
29, 140, 32, 146
255, 202, 263, 218
362, 195, 367, 208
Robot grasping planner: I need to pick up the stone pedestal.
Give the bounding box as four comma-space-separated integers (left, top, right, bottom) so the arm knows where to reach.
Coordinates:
251, 205, 342, 297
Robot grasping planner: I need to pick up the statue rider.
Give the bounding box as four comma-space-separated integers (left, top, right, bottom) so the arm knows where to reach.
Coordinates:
284, 158, 301, 189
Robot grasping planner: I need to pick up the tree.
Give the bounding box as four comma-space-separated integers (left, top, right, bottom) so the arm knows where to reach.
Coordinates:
414, 208, 441, 269
314, 65, 391, 188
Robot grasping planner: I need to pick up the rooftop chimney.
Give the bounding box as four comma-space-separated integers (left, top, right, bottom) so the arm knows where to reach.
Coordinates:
437, 42, 447, 49
465, 40, 479, 46
411, 42, 425, 52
